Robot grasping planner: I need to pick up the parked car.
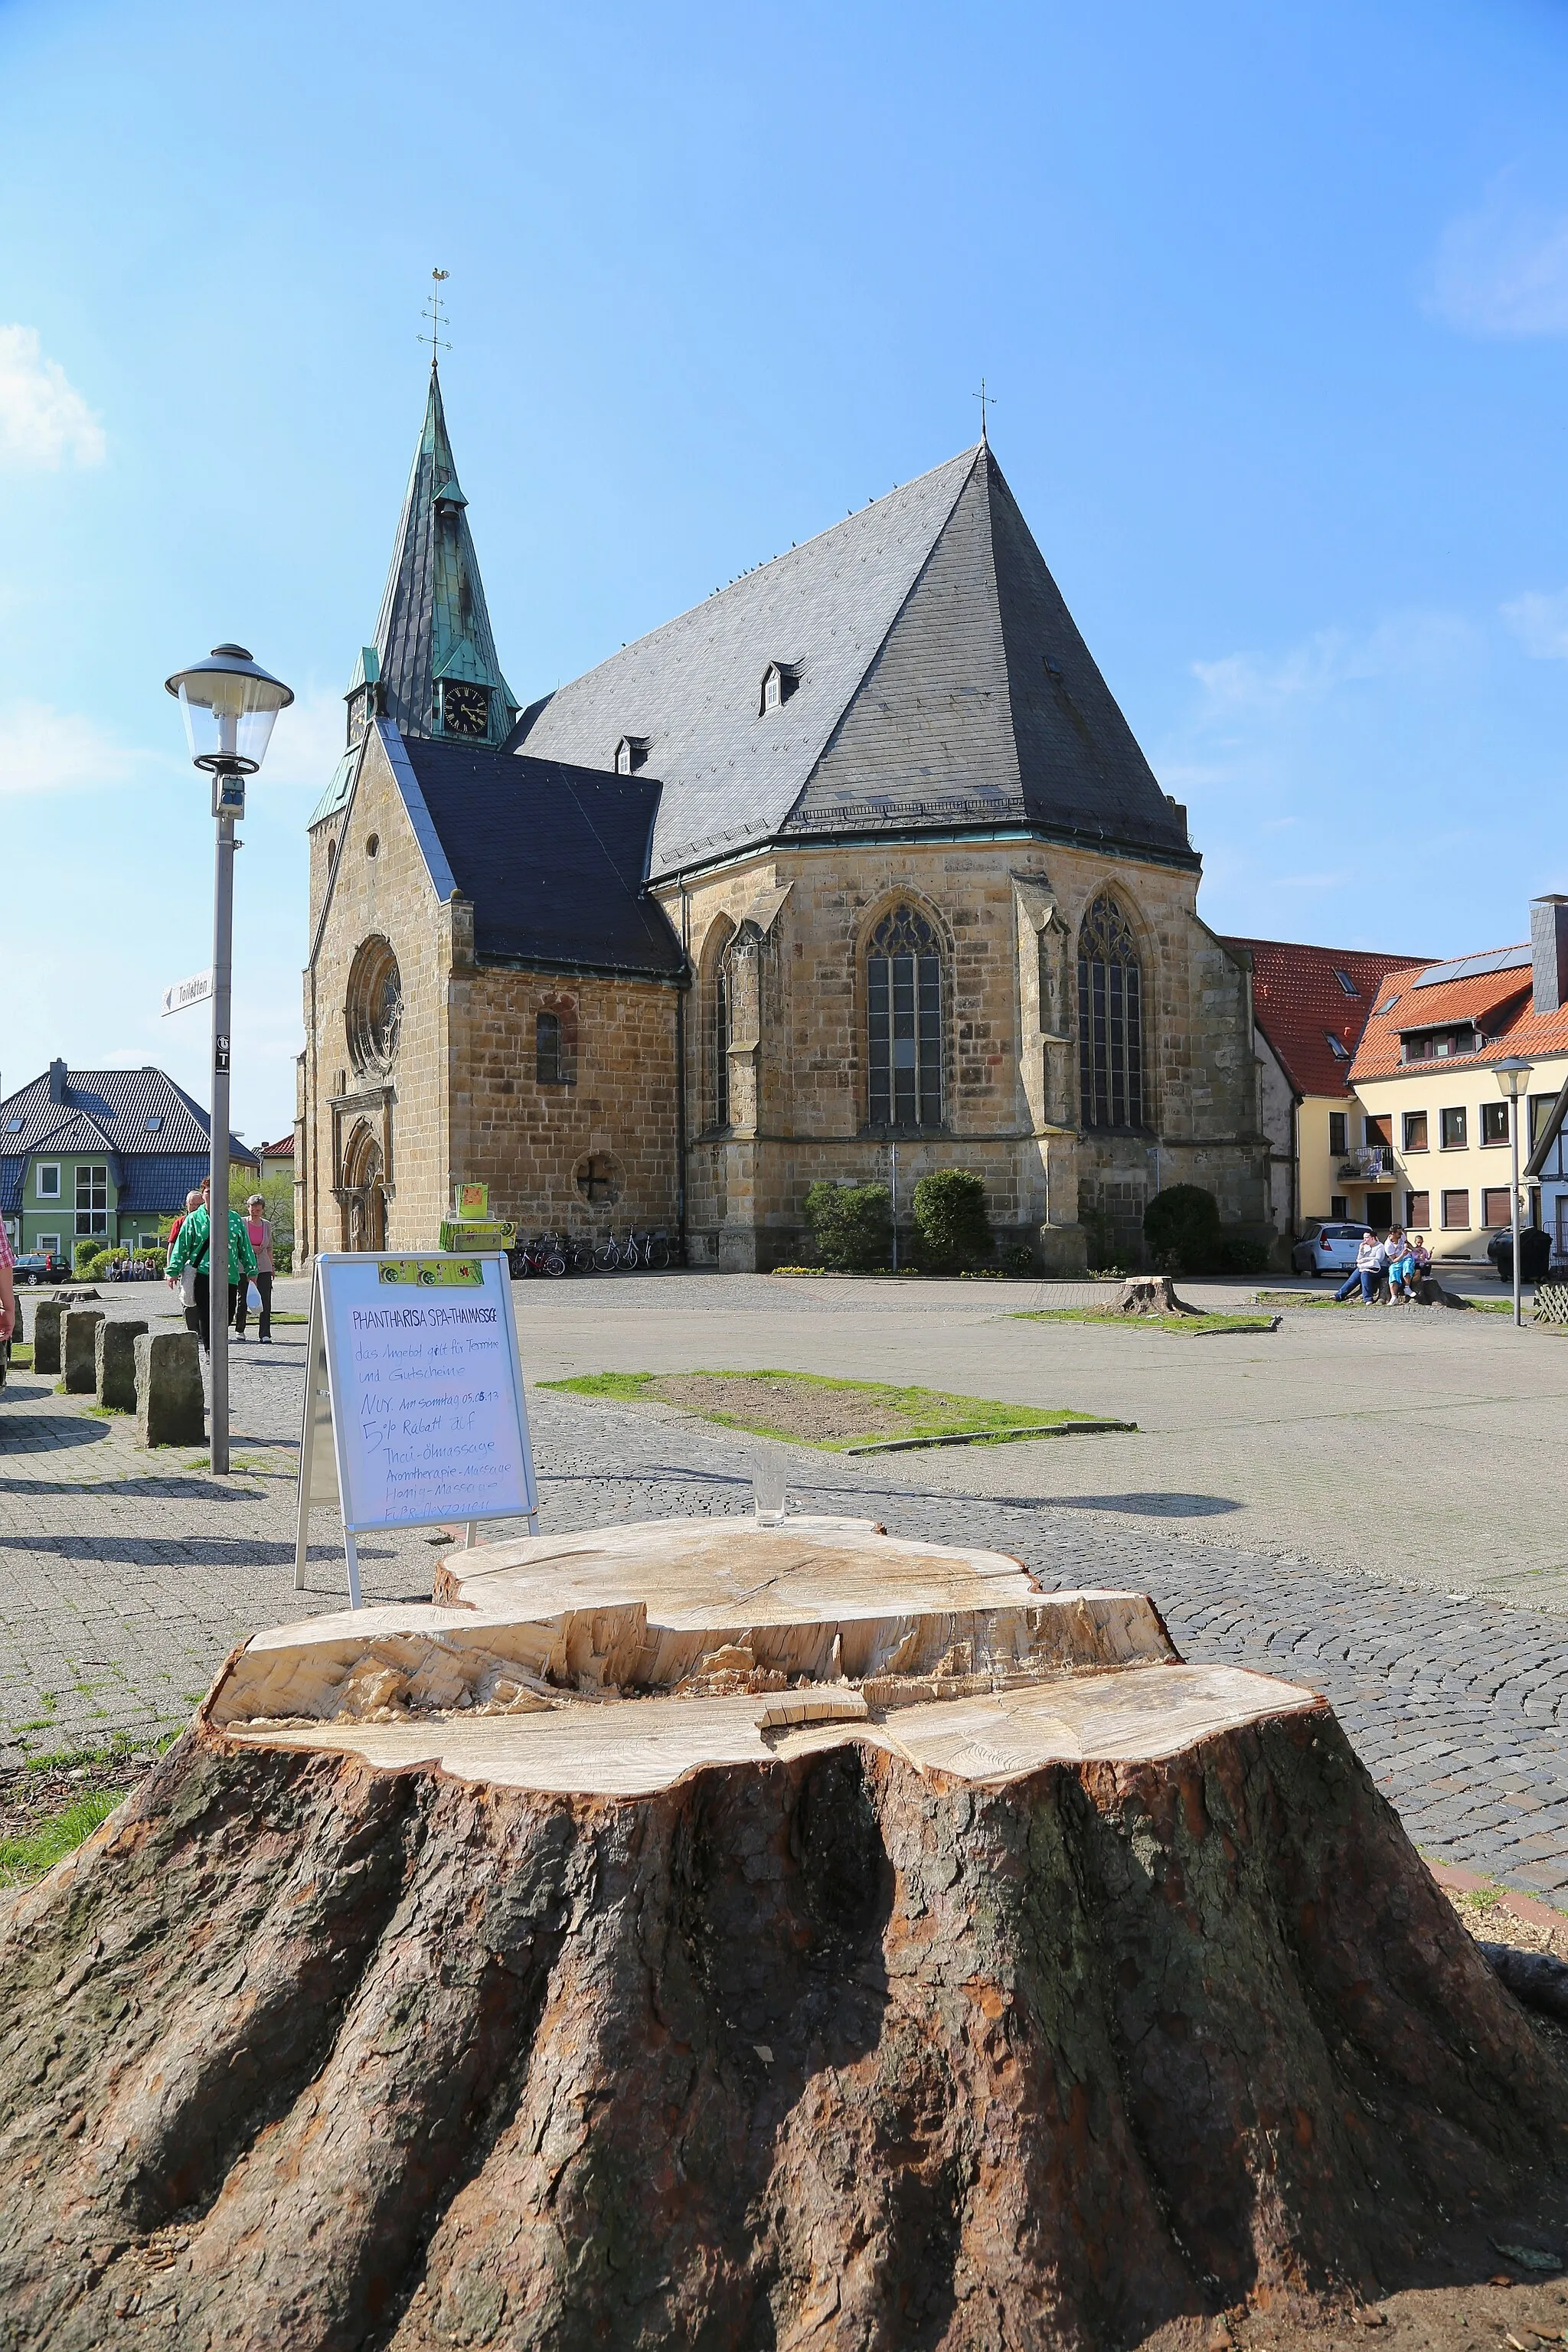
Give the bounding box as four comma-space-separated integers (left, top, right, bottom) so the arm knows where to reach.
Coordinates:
1290, 1220, 1373, 1278
11, 1251, 66, 1287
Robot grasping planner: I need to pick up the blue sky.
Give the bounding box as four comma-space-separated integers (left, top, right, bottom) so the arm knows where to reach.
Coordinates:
4, 0, 1568, 1145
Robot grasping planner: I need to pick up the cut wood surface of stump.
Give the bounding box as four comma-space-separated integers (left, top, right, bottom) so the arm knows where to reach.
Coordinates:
0, 1516, 1563, 2352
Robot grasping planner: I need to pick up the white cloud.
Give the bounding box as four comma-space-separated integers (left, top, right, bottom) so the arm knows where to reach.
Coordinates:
1502, 587, 1568, 659
255, 688, 349, 788
0, 327, 104, 469
1426, 192, 1568, 337
1190, 612, 1475, 717
0, 702, 134, 794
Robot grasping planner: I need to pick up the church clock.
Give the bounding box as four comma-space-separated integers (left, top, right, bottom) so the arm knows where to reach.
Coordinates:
441, 681, 491, 739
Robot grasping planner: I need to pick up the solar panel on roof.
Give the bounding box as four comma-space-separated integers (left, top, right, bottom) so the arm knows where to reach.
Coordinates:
1411, 946, 1530, 988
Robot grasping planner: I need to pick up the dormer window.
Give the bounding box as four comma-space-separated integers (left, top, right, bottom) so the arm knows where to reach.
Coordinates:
615, 735, 649, 775
760, 662, 800, 715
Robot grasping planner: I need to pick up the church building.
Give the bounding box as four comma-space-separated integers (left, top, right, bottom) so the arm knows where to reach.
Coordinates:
298, 368, 1268, 1271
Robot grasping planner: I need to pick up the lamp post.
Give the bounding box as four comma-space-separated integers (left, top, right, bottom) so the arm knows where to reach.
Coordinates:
165, 645, 292, 1472
1494, 1055, 1534, 1331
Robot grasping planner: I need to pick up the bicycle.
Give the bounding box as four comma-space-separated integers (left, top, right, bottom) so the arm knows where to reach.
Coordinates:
514, 1232, 567, 1277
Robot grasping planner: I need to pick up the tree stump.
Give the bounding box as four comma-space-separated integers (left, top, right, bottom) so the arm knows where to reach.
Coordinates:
1107, 1272, 1195, 1315
0, 1515, 1562, 2351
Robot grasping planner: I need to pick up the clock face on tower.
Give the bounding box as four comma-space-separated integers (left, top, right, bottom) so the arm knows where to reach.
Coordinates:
442, 681, 491, 739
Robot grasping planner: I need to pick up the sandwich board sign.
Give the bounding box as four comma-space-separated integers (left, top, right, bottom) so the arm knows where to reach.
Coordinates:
293, 1251, 537, 1608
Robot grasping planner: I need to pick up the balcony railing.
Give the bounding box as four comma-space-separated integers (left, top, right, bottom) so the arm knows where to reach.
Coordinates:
1337, 1148, 1392, 1181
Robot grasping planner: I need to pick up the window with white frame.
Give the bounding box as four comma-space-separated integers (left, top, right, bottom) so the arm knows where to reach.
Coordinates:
75, 1163, 108, 1236
36, 1164, 60, 1199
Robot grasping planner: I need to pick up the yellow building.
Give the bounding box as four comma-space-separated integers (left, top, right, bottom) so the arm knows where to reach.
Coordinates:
1348, 901, 1568, 1262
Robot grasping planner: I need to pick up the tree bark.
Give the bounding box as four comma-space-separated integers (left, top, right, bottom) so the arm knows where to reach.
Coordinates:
0, 1524, 1563, 2350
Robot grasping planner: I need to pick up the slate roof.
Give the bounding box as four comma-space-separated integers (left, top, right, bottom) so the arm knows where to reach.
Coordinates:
1350, 948, 1568, 1082
0, 1065, 253, 1218
515, 443, 1196, 880
1221, 939, 1433, 1099
373, 368, 518, 749
398, 737, 684, 980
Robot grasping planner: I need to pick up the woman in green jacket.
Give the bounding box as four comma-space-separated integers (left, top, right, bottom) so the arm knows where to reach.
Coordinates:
166, 1177, 256, 1353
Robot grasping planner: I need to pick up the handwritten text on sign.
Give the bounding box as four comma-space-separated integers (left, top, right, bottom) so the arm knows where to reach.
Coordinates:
322, 1256, 534, 1531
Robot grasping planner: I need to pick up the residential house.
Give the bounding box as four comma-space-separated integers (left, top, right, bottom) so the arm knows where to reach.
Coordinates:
1223, 938, 1432, 1241
1348, 897, 1568, 1259
0, 1060, 256, 1259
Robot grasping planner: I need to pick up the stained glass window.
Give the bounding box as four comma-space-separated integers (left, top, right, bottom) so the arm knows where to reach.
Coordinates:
1077, 894, 1143, 1129
867, 904, 942, 1128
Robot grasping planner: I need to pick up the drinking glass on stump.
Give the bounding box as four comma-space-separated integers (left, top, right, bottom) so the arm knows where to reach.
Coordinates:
752, 1453, 787, 1527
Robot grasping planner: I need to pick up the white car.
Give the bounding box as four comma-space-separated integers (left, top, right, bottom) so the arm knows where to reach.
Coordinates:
1291, 1220, 1373, 1279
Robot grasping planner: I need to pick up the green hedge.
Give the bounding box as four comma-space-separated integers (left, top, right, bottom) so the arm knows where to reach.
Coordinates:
803, 1181, 891, 1272
912, 1170, 993, 1273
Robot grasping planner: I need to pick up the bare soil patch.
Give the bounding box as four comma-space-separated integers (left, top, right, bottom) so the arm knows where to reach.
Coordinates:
648, 1372, 913, 1442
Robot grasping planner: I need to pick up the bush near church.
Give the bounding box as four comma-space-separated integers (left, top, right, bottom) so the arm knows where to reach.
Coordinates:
1144, 1184, 1222, 1274
803, 1181, 891, 1272
913, 1170, 994, 1274
1142, 1184, 1269, 1276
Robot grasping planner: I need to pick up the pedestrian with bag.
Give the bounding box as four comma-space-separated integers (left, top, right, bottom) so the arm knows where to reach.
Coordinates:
166, 1178, 256, 1354
166, 1190, 204, 1334
234, 1193, 274, 1343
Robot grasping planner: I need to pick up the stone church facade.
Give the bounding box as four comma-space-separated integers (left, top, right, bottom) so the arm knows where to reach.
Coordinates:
297, 371, 1267, 1271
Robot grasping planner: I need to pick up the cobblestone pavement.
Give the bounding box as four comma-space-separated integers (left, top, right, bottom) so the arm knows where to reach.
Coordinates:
0, 1276, 1563, 1904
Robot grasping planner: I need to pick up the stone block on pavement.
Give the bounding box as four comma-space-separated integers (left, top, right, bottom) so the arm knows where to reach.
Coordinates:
31, 1299, 64, 1375
96, 1318, 149, 1412
134, 1329, 204, 1448
61, 1308, 106, 1393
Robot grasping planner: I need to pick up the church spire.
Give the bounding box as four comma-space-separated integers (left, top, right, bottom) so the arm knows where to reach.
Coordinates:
364, 363, 518, 748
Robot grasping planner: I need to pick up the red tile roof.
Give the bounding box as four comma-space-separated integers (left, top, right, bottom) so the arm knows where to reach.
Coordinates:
259, 1134, 295, 1159
1351, 948, 1568, 1080
1221, 938, 1434, 1099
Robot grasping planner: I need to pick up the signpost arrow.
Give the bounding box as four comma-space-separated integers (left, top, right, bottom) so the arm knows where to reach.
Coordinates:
162, 969, 214, 1018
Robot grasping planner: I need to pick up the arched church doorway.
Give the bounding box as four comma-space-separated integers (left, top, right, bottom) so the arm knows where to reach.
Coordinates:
343, 1123, 387, 1253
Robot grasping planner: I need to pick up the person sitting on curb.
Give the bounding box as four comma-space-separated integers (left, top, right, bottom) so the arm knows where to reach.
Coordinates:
1334, 1230, 1383, 1303
1383, 1226, 1415, 1302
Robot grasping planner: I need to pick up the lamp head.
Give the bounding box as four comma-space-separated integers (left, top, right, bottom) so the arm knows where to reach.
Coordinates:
165, 644, 293, 774
1494, 1054, 1534, 1102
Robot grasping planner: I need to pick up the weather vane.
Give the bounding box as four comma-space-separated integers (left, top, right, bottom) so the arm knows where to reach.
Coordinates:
419, 269, 452, 368
973, 376, 996, 444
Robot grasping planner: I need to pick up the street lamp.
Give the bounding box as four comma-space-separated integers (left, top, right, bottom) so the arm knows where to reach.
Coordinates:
1494, 1055, 1534, 1331
165, 645, 292, 1472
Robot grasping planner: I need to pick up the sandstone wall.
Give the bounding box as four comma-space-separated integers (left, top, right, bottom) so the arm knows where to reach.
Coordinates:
662, 838, 1266, 1269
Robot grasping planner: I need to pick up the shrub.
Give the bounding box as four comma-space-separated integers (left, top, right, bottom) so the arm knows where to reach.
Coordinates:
1079, 1204, 1119, 1272
1214, 1230, 1270, 1276
912, 1170, 993, 1273
73, 1238, 109, 1276
1001, 1243, 1036, 1276
1143, 1184, 1222, 1273
802, 1181, 891, 1272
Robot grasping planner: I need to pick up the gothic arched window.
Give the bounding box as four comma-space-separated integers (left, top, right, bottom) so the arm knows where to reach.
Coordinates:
708, 926, 735, 1130
1077, 893, 1144, 1129
867, 903, 942, 1129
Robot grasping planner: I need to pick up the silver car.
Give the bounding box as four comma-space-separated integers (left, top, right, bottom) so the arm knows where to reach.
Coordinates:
1290, 1220, 1373, 1278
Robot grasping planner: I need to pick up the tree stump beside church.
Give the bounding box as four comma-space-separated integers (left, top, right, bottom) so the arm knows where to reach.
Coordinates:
1108, 1272, 1195, 1314
0, 1517, 1561, 2350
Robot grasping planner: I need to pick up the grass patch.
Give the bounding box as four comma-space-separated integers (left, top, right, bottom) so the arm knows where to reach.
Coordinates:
544, 1367, 1126, 1451
0, 1789, 125, 1885
270, 1311, 309, 1325
6, 1342, 33, 1370
1013, 1309, 1279, 1336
